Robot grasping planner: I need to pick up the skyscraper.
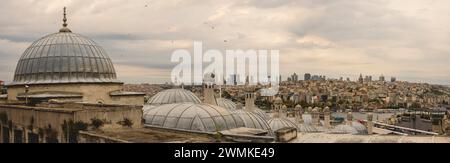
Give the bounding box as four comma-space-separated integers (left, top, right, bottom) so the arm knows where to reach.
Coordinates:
379, 75, 385, 82
291, 73, 299, 82
358, 74, 364, 83
391, 77, 396, 82
304, 73, 311, 81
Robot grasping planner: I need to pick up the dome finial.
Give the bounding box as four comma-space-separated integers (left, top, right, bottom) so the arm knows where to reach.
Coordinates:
63, 7, 68, 27
59, 7, 72, 33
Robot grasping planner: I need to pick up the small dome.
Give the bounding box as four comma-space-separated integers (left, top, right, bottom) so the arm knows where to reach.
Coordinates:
312, 107, 319, 113
248, 107, 270, 120
282, 105, 287, 109
268, 118, 298, 131
295, 104, 302, 110
232, 110, 272, 133
143, 103, 243, 133
146, 89, 201, 105
274, 97, 283, 104
216, 98, 237, 111
306, 107, 313, 113
12, 32, 119, 85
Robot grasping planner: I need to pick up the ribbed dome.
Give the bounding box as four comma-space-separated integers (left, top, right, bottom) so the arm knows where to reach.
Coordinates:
268, 118, 298, 131
298, 124, 319, 133
244, 105, 270, 120
146, 89, 202, 105
11, 32, 119, 85
232, 109, 272, 133
216, 98, 237, 111
143, 103, 244, 133
253, 108, 270, 120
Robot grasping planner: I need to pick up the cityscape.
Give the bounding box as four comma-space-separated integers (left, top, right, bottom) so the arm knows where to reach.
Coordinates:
0, 0, 449, 149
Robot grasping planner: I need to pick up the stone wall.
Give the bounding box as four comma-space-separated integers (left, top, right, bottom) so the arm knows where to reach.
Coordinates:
110, 95, 145, 106
78, 131, 130, 143
0, 102, 143, 143
0, 104, 76, 143
74, 104, 143, 129
7, 83, 123, 104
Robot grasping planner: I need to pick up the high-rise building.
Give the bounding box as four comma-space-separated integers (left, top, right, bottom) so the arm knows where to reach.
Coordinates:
358, 74, 364, 83
228, 74, 238, 85
311, 75, 320, 81
379, 75, 385, 82
304, 73, 311, 81
364, 75, 372, 82
291, 73, 299, 82
391, 77, 396, 82
0, 80, 5, 94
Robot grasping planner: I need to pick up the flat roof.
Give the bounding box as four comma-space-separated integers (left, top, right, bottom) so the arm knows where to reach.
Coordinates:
293, 133, 450, 143
0, 104, 82, 113
82, 127, 221, 143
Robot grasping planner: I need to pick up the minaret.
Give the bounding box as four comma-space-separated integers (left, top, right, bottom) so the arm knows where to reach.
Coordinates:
203, 83, 217, 105
294, 104, 303, 124
280, 105, 288, 118
218, 85, 222, 98
306, 107, 312, 114
347, 111, 353, 126
273, 97, 283, 111
203, 73, 217, 105
245, 92, 256, 111
367, 113, 373, 135
312, 107, 320, 126
323, 107, 331, 128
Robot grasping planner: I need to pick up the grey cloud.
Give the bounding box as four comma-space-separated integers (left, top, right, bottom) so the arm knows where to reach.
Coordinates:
236, 0, 297, 8
292, 1, 417, 41
0, 0, 448, 84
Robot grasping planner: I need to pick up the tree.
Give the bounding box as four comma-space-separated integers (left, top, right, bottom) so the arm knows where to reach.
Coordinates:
117, 118, 133, 128
90, 118, 104, 130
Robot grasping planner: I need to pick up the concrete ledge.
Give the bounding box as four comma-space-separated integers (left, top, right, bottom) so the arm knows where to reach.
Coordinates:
275, 127, 298, 142
78, 131, 131, 143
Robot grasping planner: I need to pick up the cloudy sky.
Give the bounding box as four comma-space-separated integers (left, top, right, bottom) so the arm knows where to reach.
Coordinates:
0, 0, 449, 84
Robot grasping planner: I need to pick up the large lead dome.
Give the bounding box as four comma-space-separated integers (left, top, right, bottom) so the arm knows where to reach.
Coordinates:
11, 8, 119, 85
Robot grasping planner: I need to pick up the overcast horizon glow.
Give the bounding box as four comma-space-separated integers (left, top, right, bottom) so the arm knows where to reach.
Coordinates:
0, 0, 449, 85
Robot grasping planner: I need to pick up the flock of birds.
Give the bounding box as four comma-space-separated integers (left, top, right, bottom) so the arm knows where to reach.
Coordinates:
142, 2, 235, 46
